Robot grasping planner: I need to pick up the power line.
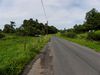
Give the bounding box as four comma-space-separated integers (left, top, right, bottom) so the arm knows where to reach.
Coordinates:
41, 0, 48, 35
41, 0, 48, 22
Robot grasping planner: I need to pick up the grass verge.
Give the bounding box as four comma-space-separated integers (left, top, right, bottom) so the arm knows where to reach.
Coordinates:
57, 33, 100, 52
0, 34, 51, 75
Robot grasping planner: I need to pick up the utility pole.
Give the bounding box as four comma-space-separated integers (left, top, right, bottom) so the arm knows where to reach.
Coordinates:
45, 21, 48, 35
41, 0, 48, 35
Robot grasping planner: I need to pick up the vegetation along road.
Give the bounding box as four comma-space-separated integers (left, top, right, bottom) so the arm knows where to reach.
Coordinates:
50, 37, 100, 75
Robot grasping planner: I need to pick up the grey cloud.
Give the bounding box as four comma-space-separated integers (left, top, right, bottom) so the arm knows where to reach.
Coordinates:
0, 0, 100, 29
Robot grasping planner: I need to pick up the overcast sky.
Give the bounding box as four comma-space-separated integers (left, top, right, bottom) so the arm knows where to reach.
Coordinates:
0, 0, 100, 29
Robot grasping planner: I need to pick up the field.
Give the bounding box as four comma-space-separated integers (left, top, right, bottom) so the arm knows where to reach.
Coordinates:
57, 33, 100, 52
0, 34, 50, 75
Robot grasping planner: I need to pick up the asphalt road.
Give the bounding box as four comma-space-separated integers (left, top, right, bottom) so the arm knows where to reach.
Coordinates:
51, 37, 100, 75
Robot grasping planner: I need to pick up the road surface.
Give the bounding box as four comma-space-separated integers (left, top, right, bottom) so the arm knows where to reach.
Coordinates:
51, 37, 100, 75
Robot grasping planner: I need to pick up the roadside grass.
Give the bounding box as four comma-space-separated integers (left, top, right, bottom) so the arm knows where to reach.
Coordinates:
57, 33, 100, 52
0, 34, 51, 75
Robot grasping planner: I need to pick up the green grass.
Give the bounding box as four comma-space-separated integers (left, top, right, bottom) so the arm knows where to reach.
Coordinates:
57, 33, 100, 52
0, 34, 51, 75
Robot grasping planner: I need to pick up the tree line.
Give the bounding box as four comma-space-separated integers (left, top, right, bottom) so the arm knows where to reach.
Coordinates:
1, 18, 58, 36
66, 8, 100, 33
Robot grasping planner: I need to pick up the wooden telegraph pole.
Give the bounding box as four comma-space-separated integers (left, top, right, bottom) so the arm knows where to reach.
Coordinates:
45, 21, 48, 35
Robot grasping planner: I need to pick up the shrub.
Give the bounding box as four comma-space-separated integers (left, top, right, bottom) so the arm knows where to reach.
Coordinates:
87, 30, 100, 41
0, 33, 5, 39
78, 33, 87, 39
63, 32, 77, 38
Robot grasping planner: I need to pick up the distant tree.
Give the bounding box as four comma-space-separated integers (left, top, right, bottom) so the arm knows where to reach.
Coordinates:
0, 29, 2, 32
85, 8, 100, 30
67, 8, 100, 34
9, 18, 58, 36
19, 19, 42, 36
74, 24, 86, 33
3, 24, 15, 33
48, 26, 58, 34
3, 21, 16, 33
66, 28, 74, 32
10, 21, 15, 26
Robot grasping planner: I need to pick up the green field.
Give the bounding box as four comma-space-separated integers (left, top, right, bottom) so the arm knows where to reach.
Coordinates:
57, 33, 100, 52
0, 34, 50, 75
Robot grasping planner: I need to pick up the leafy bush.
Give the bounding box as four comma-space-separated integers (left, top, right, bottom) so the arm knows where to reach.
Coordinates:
63, 32, 77, 38
0, 33, 5, 39
78, 33, 87, 39
87, 30, 100, 41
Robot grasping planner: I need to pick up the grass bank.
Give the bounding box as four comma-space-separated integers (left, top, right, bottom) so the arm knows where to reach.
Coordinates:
0, 34, 51, 75
57, 33, 100, 52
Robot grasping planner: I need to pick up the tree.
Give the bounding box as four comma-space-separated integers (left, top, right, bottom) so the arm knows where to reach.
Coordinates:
13, 18, 58, 36
3, 21, 16, 33
73, 24, 86, 33
85, 8, 100, 30
48, 26, 58, 34
19, 19, 42, 36
0, 29, 2, 32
